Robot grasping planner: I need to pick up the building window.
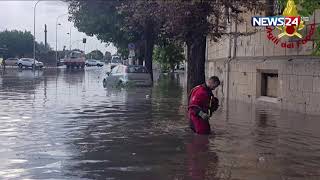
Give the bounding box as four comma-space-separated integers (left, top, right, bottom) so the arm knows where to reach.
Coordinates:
261, 72, 278, 98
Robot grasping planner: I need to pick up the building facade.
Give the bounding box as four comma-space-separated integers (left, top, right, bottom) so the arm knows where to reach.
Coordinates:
206, 10, 320, 115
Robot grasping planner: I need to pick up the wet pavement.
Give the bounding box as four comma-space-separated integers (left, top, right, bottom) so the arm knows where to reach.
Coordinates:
0, 67, 320, 180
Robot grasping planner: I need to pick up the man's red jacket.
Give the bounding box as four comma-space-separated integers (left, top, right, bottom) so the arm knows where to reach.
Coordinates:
188, 84, 216, 134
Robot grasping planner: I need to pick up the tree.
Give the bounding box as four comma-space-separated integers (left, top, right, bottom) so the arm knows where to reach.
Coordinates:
36, 42, 52, 54
68, 1, 164, 81
86, 50, 104, 60
68, 1, 141, 61
68, 1, 262, 90
153, 41, 185, 72
104, 51, 112, 62
0, 30, 52, 59
68, 1, 140, 62
68, 1, 135, 46
117, 48, 129, 60
117, 1, 165, 80
160, 1, 261, 92
0, 30, 33, 58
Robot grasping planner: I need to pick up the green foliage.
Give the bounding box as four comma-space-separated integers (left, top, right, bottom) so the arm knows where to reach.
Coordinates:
36, 42, 52, 54
276, 0, 320, 17
68, 1, 140, 54
68, 0, 162, 77
313, 26, 320, 56
0, 30, 33, 58
68, 1, 163, 61
153, 42, 185, 72
0, 30, 51, 58
117, 48, 129, 59
86, 50, 104, 60
104, 51, 112, 61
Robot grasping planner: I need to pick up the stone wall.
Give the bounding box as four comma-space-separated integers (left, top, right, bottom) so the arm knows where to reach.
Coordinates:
206, 10, 320, 115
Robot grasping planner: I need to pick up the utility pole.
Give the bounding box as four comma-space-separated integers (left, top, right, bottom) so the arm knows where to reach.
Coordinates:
44, 24, 47, 50
69, 27, 72, 51
33, 0, 41, 63
55, 13, 68, 65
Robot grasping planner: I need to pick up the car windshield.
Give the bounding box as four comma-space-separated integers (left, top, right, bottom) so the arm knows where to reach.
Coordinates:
127, 66, 148, 73
111, 57, 120, 64
70, 52, 82, 58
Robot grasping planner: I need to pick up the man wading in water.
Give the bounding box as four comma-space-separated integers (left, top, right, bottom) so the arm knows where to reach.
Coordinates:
188, 76, 220, 134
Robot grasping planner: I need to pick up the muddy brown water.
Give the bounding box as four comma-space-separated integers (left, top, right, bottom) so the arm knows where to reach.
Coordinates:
0, 68, 319, 180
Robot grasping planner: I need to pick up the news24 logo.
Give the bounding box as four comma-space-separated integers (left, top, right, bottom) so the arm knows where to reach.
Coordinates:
252, 16, 304, 27
251, 16, 309, 38
251, 0, 310, 39
250, 0, 316, 49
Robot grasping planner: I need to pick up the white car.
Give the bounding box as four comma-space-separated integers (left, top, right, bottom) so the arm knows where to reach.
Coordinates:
18, 58, 44, 69
103, 65, 152, 87
110, 56, 122, 69
4, 58, 19, 66
85, 59, 104, 67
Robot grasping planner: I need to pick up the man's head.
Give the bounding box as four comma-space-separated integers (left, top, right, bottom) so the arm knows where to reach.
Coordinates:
207, 76, 220, 90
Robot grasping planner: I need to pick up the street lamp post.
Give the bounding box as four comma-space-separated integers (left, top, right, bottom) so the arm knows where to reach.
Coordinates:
67, 32, 72, 51
55, 23, 61, 64
33, 0, 41, 67
69, 27, 72, 51
55, 13, 68, 65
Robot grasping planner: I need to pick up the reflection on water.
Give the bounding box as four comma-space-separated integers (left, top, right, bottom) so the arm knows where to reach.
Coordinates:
0, 68, 320, 180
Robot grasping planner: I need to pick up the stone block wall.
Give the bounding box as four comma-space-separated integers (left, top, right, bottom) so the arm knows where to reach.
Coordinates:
207, 57, 320, 115
206, 10, 320, 115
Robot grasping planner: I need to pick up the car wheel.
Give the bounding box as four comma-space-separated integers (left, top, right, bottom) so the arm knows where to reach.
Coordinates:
18, 64, 23, 69
103, 79, 107, 87
32, 64, 36, 70
117, 80, 123, 87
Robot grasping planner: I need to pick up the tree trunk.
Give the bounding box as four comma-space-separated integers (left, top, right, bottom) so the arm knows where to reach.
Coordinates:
138, 42, 144, 65
265, 0, 275, 16
144, 22, 154, 81
186, 35, 206, 94
170, 63, 175, 73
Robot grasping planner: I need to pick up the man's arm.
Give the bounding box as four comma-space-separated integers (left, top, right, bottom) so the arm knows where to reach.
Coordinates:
189, 89, 209, 120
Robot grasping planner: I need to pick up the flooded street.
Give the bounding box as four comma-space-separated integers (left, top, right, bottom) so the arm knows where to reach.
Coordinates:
0, 68, 320, 180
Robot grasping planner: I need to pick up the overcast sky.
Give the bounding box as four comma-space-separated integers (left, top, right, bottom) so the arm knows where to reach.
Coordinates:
0, 0, 117, 54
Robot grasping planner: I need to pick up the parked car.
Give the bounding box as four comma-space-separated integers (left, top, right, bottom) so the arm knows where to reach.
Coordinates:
110, 56, 122, 69
64, 50, 85, 69
85, 59, 104, 67
17, 58, 44, 69
4, 58, 19, 66
103, 65, 152, 87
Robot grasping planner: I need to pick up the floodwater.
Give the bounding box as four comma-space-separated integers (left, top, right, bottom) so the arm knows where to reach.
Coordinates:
0, 67, 320, 180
